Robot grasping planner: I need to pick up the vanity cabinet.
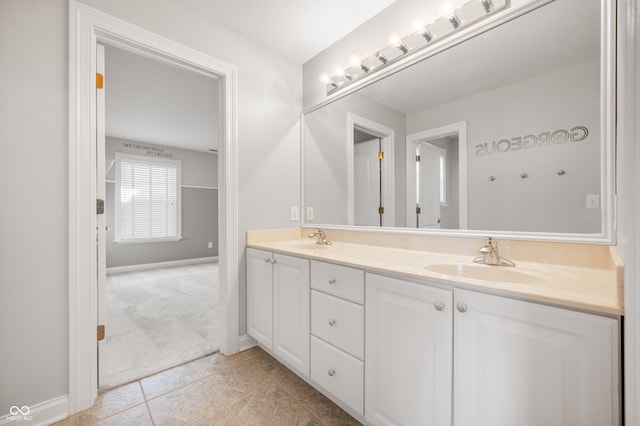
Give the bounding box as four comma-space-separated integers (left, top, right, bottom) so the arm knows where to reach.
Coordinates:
453, 288, 620, 426
310, 260, 365, 415
365, 273, 453, 426
246, 248, 310, 377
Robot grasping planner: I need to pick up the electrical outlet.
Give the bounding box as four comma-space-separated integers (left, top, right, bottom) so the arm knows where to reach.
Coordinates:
290, 206, 299, 221
586, 194, 600, 209
208, 242, 213, 248
306, 207, 314, 221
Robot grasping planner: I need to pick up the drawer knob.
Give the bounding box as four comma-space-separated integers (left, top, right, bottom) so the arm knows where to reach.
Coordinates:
328, 369, 336, 377
456, 302, 468, 313
328, 318, 336, 326
264, 258, 271, 263
328, 277, 337, 285
434, 301, 445, 311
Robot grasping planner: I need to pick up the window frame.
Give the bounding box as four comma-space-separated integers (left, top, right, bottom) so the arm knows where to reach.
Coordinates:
114, 152, 182, 244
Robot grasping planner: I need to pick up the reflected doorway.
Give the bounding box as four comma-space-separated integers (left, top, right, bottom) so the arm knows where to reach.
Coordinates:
406, 122, 468, 229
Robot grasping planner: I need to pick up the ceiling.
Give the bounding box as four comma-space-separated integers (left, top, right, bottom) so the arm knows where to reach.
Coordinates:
105, 45, 219, 152
174, 0, 398, 63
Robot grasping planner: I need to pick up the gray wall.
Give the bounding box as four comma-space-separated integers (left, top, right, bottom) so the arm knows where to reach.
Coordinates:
105, 138, 218, 268
407, 59, 600, 233
0, 0, 301, 414
305, 91, 407, 226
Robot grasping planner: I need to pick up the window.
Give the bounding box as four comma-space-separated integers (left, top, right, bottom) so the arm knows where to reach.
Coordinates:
114, 153, 182, 243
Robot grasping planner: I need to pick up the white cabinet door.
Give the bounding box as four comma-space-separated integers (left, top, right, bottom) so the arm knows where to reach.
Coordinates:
454, 288, 620, 426
365, 273, 453, 426
246, 248, 274, 350
273, 253, 310, 377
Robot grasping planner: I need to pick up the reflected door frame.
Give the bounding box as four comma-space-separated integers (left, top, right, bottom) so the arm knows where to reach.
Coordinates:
406, 122, 468, 229
347, 113, 395, 227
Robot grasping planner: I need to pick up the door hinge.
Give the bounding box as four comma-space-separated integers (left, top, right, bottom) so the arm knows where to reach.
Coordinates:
378, 206, 384, 214
416, 155, 421, 162
416, 206, 421, 214
378, 151, 384, 160
97, 325, 105, 341
97, 199, 105, 215
96, 73, 104, 89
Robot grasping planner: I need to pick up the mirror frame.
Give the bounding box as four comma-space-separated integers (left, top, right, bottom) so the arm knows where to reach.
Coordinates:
301, 0, 616, 244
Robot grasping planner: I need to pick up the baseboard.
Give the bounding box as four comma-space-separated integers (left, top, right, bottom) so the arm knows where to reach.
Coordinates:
0, 395, 69, 426
238, 334, 257, 352
106, 256, 218, 274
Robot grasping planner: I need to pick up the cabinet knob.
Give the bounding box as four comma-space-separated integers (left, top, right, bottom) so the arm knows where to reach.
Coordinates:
271, 259, 276, 264
456, 302, 468, 313
264, 258, 271, 263
328, 318, 336, 326
434, 301, 445, 311
328, 369, 336, 377
328, 277, 336, 285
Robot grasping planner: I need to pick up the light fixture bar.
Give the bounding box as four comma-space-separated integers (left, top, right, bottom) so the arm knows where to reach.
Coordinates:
322, 0, 506, 95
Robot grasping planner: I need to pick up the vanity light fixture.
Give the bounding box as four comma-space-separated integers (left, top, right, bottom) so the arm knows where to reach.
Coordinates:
321, 0, 505, 95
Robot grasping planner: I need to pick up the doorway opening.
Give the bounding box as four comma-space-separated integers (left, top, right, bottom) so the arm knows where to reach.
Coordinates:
347, 113, 395, 227
98, 44, 221, 388
406, 122, 468, 229
70, 2, 239, 413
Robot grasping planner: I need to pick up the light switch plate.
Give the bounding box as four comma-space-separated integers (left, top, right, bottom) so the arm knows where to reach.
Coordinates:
290, 206, 299, 221
306, 207, 314, 221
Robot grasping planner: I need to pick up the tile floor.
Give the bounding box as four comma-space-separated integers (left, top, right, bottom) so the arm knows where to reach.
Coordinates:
53, 347, 362, 425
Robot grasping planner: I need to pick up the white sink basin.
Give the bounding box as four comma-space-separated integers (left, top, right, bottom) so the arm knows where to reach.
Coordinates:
425, 263, 548, 285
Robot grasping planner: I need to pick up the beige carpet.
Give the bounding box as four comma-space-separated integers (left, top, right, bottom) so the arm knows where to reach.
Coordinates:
101, 262, 219, 388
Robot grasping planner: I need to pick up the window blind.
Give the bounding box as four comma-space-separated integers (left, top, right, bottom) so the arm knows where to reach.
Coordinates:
116, 154, 181, 242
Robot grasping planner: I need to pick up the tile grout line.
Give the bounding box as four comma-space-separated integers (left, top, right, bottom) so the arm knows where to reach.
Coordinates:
138, 380, 156, 426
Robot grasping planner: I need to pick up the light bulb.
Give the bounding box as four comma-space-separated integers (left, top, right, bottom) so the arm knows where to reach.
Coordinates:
334, 66, 344, 76
441, 3, 454, 17
319, 73, 330, 84
388, 32, 401, 47
349, 55, 361, 68
413, 19, 425, 33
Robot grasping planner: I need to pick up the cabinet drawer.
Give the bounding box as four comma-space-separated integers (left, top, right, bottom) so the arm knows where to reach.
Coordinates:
311, 290, 364, 359
311, 336, 364, 415
311, 261, 364, 304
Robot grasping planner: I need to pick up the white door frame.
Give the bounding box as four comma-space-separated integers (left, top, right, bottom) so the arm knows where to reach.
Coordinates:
346, 113, 395, 227
406, 122, 468, 229
69, 1, 239, 413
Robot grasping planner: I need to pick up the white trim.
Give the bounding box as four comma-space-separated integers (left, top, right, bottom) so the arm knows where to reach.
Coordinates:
346, 113, 395, 227
69, 1, 239, 414
238, 334, 258, 352
182, 184, 219, 190
0, 395, 69, 426
107, 181, 219, 190
617, 0, 639, 424
106, 256, 219, 274
406, 122, 468, 230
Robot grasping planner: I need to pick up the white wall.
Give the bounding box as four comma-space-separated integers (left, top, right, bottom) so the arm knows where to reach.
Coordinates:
0, 0, 301, 415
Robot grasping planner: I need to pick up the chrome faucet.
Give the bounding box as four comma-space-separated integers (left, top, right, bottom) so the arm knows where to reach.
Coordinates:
309, 228, 332, 245
473, 237, 515, 267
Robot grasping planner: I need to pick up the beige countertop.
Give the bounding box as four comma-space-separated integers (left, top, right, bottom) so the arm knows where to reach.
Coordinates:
247, 229, 624, 316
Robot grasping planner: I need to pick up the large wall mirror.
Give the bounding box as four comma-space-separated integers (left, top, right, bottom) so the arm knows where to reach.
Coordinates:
302, 0, 615, 242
